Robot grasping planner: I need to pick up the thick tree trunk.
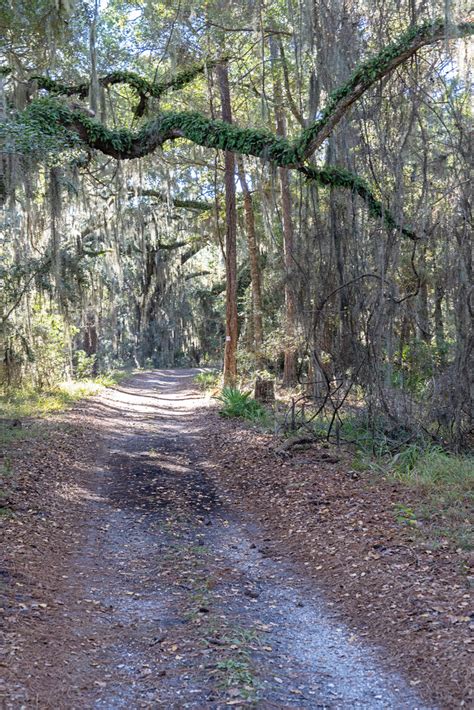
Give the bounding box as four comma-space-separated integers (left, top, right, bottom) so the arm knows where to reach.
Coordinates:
270, 38, 297, 387
217, 63, 238, 386
236, 156, 264, 365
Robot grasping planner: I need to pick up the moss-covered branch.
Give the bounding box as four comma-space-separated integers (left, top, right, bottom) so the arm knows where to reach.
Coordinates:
31, 59, 221, 117
296, 18, 474, 158
300, 165, 417, 239
132, 189, 212, 211
23, 15, 469, 239
21, 97, 296, 161
18, 98, 417, 238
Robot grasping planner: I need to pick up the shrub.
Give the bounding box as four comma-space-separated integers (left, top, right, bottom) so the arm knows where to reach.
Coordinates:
194, 371, 220, 390
74, 350, 96, 379
217, 387, 266, 422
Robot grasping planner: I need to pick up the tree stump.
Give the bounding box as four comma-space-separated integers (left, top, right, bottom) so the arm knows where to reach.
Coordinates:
254, 377, 275, 404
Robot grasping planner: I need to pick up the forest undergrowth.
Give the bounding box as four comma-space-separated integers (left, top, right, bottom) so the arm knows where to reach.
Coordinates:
196, 371, 473, 552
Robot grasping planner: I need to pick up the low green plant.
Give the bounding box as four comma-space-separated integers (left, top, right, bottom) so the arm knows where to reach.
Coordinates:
388, 446, 473, 549
393, 503, 418, 526
194, 371, 220, 390
217, 387, 266, 422
217, 657, 256, 690
74, 350, 96, 379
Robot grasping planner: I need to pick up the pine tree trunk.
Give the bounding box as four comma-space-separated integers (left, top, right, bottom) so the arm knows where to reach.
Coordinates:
217, 63, 238, 386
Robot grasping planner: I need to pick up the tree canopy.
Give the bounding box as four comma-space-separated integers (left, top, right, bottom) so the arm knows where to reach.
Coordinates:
1, 0, 472, 447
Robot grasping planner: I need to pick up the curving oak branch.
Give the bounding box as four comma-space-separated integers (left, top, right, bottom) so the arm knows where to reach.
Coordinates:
22, 98, 417, 238
16, 19, 473, 241
295, 19, 474, 158
31, 59, 221, 117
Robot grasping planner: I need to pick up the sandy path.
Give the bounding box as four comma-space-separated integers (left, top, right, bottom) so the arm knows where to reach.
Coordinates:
1, 371, 433, 708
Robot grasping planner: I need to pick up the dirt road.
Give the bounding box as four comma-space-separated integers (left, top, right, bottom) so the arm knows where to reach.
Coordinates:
1, 371, 434, 708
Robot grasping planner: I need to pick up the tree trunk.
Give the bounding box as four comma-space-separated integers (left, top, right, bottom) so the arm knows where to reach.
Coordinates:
433, 283, 446, 368
217, 63, 238, 386
417, 247, 431, 344
236, 156, 264, 366
270, 38, 297, 387
280, 167, 298, 386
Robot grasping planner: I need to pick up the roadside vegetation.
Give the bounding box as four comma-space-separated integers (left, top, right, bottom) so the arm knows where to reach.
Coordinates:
207, 374, 473, 551
0, 370, 130, 420
193, 371, 221, 391
217, 387, 267, 423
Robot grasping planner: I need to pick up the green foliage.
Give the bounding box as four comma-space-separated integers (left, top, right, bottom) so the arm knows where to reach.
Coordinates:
0, 382, 99, 417
0, 98, 77, 160
393, 502, 418, 526
74, 350, 96, 380
216, 658, 256, 691
32, 75, 89, 98
391, 445, 473, 487
12, 89, 419, 238
396, 339, 435, 392
217, 387, 267, 422
194, 371, 220, 390
32, 59, 219, 109
390, 446, 473, 549
302, 165, 417, 239
0, 423, 40, 448
0, 371, 129, 419
348, 432, 473, 549
28, 309, 71, 389
157, 110, 297, 163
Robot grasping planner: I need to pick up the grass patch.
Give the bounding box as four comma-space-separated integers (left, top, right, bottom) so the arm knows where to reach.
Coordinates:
388, 446, 473, 550
217, 657, 257, 696
300, 411, 472, 549
300, 411, 473, 551
0, 422, 42, 447
0, 457, 15, 517
0, 370, 131, 419
216, 627, 261, 701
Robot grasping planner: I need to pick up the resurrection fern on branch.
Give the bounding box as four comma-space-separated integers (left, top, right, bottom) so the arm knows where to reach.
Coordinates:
5, 18, 473, 240
16, 99, 418, 238
295, 18, 474, 157
31, 59, 224, 117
